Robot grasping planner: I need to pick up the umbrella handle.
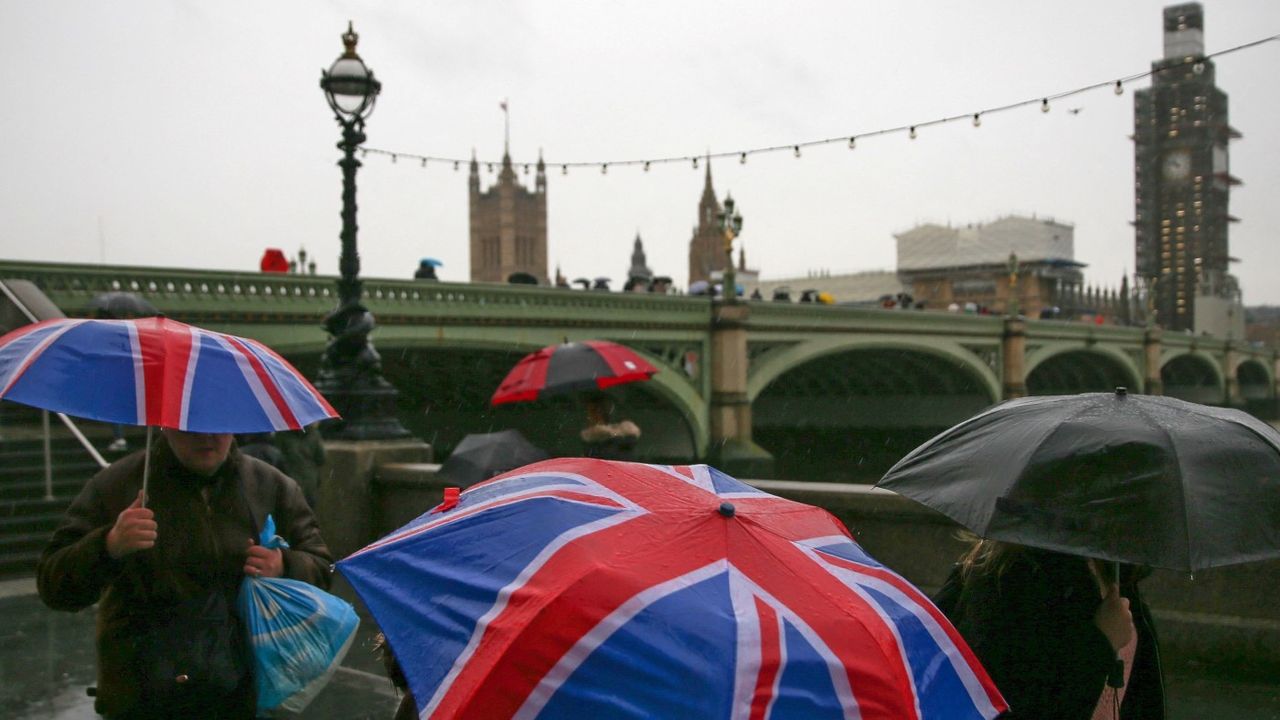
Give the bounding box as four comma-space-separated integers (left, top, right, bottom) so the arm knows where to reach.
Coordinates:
140, 426, 152, 509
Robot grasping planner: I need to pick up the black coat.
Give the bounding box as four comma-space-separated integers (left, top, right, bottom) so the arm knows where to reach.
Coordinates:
37, 441, 332, 718
934, 550, 1165, 720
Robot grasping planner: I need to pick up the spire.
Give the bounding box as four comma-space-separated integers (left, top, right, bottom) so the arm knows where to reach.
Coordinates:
701, 153, 715, 205
629, 231, 652, 281
500, 98, 510, 157
535, 148, 546, 193
738, 245, 746, 271
469, 148, 479, 174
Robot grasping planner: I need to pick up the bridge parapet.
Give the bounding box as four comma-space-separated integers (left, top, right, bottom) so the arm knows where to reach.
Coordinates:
0, 260, 712, 329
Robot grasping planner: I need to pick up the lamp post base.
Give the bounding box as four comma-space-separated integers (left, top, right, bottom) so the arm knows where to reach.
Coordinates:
314, 381, 411, 441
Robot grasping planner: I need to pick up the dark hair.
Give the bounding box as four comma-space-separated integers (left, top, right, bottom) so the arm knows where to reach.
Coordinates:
373, 632, 408, 691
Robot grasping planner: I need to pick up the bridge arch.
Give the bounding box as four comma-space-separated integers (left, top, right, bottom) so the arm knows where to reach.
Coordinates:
1160, 351, 1225, 405
1024, 344, 1143, 395
747, 337, 1001, 481
1237, 358, 1273, 402
747, 336, 1002, 404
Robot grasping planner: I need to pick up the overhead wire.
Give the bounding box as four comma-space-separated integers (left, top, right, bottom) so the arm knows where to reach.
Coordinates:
360, 34, 1279, 173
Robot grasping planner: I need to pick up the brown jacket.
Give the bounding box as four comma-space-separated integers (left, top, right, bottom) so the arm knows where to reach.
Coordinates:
37, 440, 333, 718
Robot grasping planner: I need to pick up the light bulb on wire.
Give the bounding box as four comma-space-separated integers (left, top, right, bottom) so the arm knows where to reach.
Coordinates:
693, 157, 699, 170
1041, 98, 1050, 113
643, 161, 650, 172
601, 164, 608, 175
740, 153, 747, 164
1114, 80, 1124, 95
909, 126, 917, 139
973, 113, 982, 127
793, 145, 801, 158
562, 165, 568, 175
848, 137, 856, 149
421, 158, 427, 168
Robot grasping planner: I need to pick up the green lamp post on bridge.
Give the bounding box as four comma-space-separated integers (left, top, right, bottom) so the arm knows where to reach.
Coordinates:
1006, 251, 1020, 319
717, 194, 743, 303
314, 22, 409, 440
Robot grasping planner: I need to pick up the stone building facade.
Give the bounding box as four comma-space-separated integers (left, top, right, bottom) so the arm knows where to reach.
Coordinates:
469, 149, 548, 284
687, 161, 725, 287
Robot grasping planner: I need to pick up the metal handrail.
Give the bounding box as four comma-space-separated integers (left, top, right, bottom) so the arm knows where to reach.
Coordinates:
0, 280, 109, 500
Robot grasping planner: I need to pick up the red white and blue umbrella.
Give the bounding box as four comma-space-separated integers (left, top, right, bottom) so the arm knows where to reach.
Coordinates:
0, 317, 336, 433
338, 458, 1006, 719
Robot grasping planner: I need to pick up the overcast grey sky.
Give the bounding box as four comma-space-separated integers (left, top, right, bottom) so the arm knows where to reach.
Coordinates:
2, 1, 1278, 301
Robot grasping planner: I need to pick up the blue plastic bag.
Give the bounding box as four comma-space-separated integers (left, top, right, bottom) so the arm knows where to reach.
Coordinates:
239, 515, 359, 715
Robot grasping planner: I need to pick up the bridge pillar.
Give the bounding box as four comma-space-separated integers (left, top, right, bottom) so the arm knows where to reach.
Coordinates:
1224, 340, 1244, 407
1143, 327, 1163, 395
710, 302, 774, 478
1001, 317, 1026, 399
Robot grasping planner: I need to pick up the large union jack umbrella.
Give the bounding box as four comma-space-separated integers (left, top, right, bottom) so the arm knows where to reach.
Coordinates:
338, 458, 1006, 719
0, 317, 336, 433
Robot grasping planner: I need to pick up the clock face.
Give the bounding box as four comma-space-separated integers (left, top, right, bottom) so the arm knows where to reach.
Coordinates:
1163, 150, 1191, 182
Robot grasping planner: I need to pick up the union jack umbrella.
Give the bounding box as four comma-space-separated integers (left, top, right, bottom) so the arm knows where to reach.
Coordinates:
338, 458, 1007, 719
0, 316, 337, 433
490, 340, 657, 406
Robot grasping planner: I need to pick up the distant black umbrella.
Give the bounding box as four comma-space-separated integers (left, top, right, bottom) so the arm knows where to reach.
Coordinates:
877, 389, 1280, 573
87, 291, 159, 319
572, 278, 592, 290
507, 272, 539, 285
439, 429, 549, 488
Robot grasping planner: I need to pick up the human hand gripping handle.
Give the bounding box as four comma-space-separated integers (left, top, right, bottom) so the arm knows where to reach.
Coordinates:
244, 539, 284, 578
105, 490, 157, 559
1094, 582, 1133, 688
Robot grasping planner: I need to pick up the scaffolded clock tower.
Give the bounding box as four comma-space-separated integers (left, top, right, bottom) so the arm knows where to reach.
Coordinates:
1133, 3, 1240, 332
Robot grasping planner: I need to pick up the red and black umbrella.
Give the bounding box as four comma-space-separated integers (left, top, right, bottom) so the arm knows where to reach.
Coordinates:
490, 340, 657, 406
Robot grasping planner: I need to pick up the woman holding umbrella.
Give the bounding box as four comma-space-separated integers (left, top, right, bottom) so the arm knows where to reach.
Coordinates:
933, 541, 1164, 719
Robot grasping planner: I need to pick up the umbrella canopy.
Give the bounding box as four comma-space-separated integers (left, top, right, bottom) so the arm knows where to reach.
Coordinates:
419, 257, 444, 268
490, 340, 657, 406
338, 458, 1006, 719
87, 291, 159, 319
0, 317, 337, 433
877, 389, 1280, 572
438, 429, 549, 488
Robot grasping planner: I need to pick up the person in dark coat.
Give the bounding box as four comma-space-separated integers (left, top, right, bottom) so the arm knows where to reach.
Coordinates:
37, 430, 333, 719
235, 432, 286, 473
933, 540, 1165, 720
274, 424, 326, 509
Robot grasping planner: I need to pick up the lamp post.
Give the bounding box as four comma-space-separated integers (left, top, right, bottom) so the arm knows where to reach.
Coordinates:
315, 22, 409, 440
1006, 251, 1020, 318
717, 194, 743, 303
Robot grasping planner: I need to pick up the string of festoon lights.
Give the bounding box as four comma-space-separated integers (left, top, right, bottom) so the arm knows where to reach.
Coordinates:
361, 34, 1279, 176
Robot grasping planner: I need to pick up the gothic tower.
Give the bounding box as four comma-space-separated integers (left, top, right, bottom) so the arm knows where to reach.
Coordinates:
687, 159, 725, 286
628, 232, 652, 282
1133, 3, 1240, 331
469, 144, 549, 284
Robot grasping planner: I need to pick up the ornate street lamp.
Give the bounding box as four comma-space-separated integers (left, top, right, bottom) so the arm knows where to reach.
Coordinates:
717, 194, 743, 303
315, 22, 409, 439
1006, 252, 1020, 318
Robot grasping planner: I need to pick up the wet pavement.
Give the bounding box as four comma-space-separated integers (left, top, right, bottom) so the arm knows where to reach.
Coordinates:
2, 577, 1278, 719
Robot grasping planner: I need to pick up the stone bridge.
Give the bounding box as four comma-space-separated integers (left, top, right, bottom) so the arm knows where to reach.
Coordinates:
4, 260, 1276, 477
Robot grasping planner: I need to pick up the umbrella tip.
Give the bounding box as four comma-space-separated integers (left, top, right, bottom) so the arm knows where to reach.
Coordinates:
1115, 386, 1128, 396
717, 502, 736, 518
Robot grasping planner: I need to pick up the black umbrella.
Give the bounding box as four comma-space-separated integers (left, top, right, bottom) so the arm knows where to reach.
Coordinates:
438, 429, 549, 488
87, 291, 159, 319
876, 388, 1280, 573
